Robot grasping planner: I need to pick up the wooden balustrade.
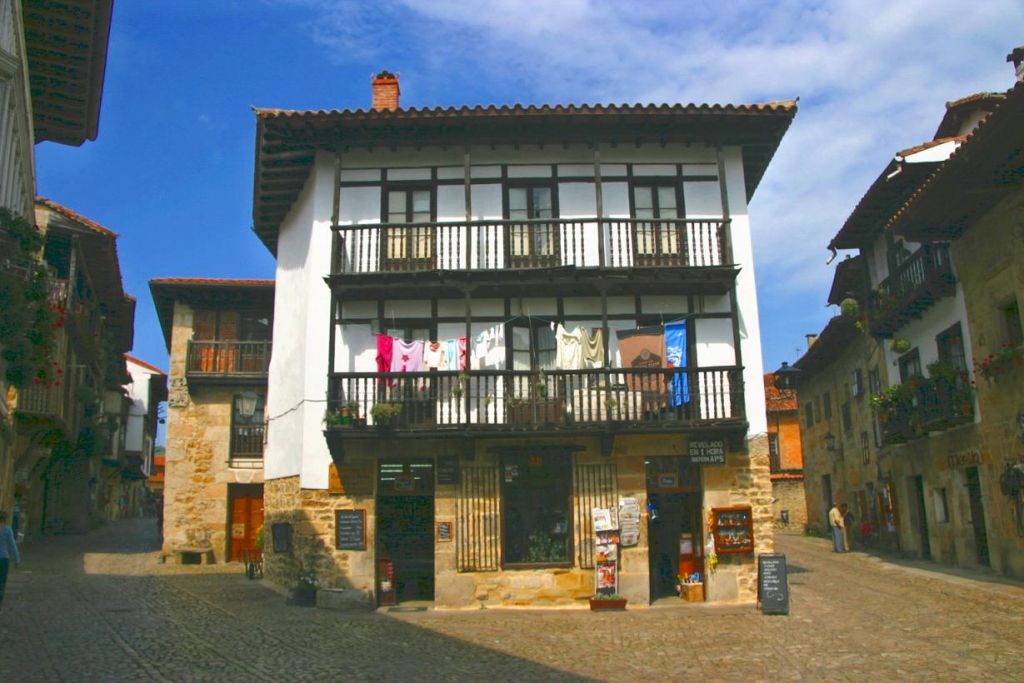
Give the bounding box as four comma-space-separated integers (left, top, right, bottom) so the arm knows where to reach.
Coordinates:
186, 341, 271, 379
325, 366, 744, 433
333, 217, 729, 274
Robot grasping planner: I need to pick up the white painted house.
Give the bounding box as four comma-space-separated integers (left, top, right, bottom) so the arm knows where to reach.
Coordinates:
253, 74, 796, 607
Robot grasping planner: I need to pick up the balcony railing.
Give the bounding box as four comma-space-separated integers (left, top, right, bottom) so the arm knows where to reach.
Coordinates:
186, 341, 271, 380
15, 382, 64, 417
868, 244, 955, 338
326, 366, 744, 434
877, 376, 973, 445
333, 217, 730, 275
230, 424, 264, 460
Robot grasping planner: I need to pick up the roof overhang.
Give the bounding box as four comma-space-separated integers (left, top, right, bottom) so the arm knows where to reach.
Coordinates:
23, 0, 114, 146
826, 255, 866, 306
793, 315, 859, 378
888, 82, 1024, 241
148, 279, 275, 351
252, 100, 798, 255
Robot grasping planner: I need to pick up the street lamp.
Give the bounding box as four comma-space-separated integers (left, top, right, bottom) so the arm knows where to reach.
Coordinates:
238, 391, 260, 420
773, 361, 800, 391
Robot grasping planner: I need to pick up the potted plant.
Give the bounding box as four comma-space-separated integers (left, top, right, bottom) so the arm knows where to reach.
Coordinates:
346, 397, 362, 423
290, 566, 319, 607
589, 593, 628, 611
604, 395, 619, 421
324, 408, 343, 427
840, 297, 859, 317
370, 402, 403, 427
974, 344, 1024, 381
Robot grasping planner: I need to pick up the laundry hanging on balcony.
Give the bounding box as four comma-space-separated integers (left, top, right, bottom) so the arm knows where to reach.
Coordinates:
615, 326, 668, 406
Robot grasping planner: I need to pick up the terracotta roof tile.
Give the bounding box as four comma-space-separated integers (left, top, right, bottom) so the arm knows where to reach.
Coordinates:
764, 373, 798, 412
896, 135, 966, 159
36, 197, 117, 237
125, 354, 166, 376
149, 277, 275, 286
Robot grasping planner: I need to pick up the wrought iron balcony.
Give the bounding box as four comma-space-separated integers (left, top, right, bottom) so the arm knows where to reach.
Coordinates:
867, 244, 955, 338
325, 366, 745, 438
915, 378, 974, 432
185, 341, 271, 383
333, 217, 730, 275
230, 424, 264, 461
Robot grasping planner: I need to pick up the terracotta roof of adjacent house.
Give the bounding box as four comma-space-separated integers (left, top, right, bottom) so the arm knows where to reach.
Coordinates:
35, 197, 134, 353
770, 473, 805, 482
764, 373, 798, 412
252, 99, 798, 255
125, 354, 167, 376
149, 278, 275, 350
888, 81, 1024, 240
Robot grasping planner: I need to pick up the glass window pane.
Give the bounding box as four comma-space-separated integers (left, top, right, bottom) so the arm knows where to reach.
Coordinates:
657, 187, 678, 217
509, 188, 527, 214
532, 188, 552, 218
388, 191, 406, 221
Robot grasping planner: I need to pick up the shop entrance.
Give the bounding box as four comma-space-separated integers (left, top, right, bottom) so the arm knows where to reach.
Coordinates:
965, 466, 990, 566
646, 458, 703, 600
228, 484, 264, 562
376, 459, 435, 602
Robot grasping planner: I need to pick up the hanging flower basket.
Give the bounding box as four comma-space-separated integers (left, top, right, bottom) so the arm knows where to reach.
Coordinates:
889, 338, 912, 354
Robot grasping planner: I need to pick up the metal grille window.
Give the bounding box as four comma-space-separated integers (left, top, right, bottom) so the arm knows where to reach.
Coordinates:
456, 466, 500, 572
573, 463, 617, 569
768, 433, 781, 472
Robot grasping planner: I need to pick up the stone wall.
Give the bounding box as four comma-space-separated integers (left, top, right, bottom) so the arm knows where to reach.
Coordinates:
771, 477, 807, 530
162, 301, 265, 563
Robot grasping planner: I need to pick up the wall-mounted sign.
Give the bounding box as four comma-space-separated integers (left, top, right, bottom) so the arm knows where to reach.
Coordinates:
437, 456, 460, 485
271, 522, 292, 553
687, 439, 726, 465
436, 520, 453, 543
947, 450, 983, 468
329, 464, 375, 496
335, 509, 366, 550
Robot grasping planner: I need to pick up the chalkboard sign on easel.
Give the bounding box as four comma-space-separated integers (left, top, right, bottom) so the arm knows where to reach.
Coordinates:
757, 553, 790, 615
335, 509, 366, 550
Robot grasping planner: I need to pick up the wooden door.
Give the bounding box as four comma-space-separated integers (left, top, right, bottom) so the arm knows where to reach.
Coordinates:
229, 487, 264, 562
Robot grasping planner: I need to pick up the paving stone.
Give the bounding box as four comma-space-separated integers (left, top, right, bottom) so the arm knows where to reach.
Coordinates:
0, 521, 1022, 681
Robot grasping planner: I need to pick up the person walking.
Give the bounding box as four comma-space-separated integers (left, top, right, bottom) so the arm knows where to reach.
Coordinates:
0, 510, 21, 613
828, 502, 845, 553
841, 503, 855, 552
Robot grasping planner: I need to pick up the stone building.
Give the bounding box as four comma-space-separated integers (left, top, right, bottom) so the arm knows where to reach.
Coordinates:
248, 73, 797, 607
0, 0, 114, 524
795, 52, 1024, 578
150, 279, 273, 564
764, 373, 806, 530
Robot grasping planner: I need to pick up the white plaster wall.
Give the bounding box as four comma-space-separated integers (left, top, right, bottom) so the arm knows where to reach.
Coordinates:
266, 152, 335, 487
721, 147, 768, 435
883, 288, 974, 388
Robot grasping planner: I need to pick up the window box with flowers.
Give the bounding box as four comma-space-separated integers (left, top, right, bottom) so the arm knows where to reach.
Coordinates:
290, 567, 320, 607
974, 345, 1024, 382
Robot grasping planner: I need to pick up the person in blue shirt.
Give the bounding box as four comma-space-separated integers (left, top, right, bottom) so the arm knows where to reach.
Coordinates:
0, 510, 21, 613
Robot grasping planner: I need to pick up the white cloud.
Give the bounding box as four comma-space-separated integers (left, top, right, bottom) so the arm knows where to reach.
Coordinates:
270, 0, 1024, 365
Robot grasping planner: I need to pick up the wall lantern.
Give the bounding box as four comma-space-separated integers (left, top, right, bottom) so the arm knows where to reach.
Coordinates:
824, 432, 837, 452
238, 391, 260, 420
773, 361, 800, 391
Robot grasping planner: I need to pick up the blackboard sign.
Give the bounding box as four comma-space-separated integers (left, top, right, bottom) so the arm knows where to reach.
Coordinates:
335, 509, 366, 550
271, 522, 291, 553
757, 553, 790, 615
437, 455, 460, 485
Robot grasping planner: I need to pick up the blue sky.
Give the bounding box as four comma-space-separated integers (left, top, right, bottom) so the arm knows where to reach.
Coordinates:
34, 0, 1024, 387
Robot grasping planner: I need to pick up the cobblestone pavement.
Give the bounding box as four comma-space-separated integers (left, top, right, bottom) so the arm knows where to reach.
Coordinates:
1, 520, 1022, 682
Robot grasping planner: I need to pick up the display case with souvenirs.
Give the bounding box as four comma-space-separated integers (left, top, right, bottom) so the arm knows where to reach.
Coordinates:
710, 506, 754, 554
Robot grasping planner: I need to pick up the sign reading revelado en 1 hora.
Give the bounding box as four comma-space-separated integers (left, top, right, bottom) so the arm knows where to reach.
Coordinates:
688, 439, 726, 465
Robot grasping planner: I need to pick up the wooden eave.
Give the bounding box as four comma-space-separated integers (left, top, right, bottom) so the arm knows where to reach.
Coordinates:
23, 0, 114, 146
149, 280, 275, 351
325, 265, 740, 302
826, 255, 866, 306
253, 102, 798, 255
828, 160, 942, 251
793, 315, 859, 378
888, 82, 1024, 241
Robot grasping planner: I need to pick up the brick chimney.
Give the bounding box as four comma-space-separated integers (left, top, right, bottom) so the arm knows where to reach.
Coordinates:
371, 70, 400, 111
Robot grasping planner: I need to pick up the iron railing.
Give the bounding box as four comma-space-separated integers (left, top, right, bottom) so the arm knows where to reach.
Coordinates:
333, 217, 730, 274
326, 366, 744, 433
230, 424, 264, 460
186, 341, 272, 379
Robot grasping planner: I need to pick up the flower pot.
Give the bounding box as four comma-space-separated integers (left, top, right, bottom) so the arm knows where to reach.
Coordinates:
289, 587, 317, 607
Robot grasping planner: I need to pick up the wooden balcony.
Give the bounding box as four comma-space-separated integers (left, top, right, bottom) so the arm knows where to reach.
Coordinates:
333, 217, 730, 281
879, 407, 916, 445
185, 341, 271, 384
325, 366, 745, 441
915, 379, 973, 432
867, 244, 955, 338
15, 382, 65, 418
